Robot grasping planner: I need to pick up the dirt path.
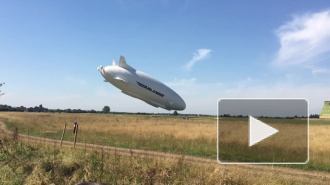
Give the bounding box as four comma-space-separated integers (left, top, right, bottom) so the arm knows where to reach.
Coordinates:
1, 121, 329, 184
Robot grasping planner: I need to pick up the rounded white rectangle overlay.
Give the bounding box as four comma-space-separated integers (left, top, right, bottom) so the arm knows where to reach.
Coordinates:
217, 98, 309, 164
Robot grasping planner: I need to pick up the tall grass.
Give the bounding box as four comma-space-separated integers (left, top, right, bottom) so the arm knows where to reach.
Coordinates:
218, 120, 308, 162
1, 112, 330, 172
0, 138, 310, 184
0, 112, 216, 157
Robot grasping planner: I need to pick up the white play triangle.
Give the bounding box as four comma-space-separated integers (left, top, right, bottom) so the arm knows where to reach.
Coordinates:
249, 116, 278, 147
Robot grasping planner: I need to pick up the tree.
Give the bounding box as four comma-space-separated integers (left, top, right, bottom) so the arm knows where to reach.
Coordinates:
39, 104, 43, 112
173, 111, 178, 116
103, 106, 110, 113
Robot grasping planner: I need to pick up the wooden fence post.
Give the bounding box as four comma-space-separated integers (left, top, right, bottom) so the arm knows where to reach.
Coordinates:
74, 123, 78, 148
13, 127, 18, 141
60, 122, 67, 146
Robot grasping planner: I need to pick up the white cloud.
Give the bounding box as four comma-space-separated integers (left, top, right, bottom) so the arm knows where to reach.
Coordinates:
236, 77, 253, 88
303, 65, 330, 74
312, 68, 328, 74
273, 10, 330, 67
64, 77, 86, 85
165, 78, 196, 87
184, 49, 211, 71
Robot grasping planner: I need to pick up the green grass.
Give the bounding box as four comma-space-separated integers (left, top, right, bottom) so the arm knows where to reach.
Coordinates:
310, 119, 330, 125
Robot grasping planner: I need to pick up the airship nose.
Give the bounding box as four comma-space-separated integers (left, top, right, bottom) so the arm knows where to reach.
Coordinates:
97, 65, 103, 72
98, 65, 107, 78
98, 66, 115, 81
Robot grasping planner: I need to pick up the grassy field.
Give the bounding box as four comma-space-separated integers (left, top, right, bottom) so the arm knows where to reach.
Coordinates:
1, 138, 308, 185
0, 112, 330, 172
218, 118, 308, 163
0, 112, 216, 158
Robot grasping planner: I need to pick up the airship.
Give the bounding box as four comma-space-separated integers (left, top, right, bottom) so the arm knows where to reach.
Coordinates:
97, 56, 186, 111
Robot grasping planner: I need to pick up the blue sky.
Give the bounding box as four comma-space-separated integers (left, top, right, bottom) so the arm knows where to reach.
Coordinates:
1, 0, 330, 114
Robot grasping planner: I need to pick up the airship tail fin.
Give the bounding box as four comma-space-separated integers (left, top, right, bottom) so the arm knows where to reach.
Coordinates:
119, 56, 126, 65
119, 56, 136, 71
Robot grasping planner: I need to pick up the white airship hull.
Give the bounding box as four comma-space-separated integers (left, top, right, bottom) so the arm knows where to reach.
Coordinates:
98, 56, 186, 111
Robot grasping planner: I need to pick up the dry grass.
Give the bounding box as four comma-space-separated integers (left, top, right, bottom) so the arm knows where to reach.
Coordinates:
0, 112, 217, 157
310, 125, 330, 153
218, 119, 308, 162
0, 138, 310, 185
219, 120, 307, 148
0, 112, 216, 142
1, 112, 330, 171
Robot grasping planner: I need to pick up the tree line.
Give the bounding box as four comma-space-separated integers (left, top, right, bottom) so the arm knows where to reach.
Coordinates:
220, 114, 318, 118
0, 104, 110, 114
310, 114, 320, 118
0, 104, 180, 116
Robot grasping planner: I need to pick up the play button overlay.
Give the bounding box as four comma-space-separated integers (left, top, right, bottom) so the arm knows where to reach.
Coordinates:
249, 116, 278, 147
217, 98, 309, 164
